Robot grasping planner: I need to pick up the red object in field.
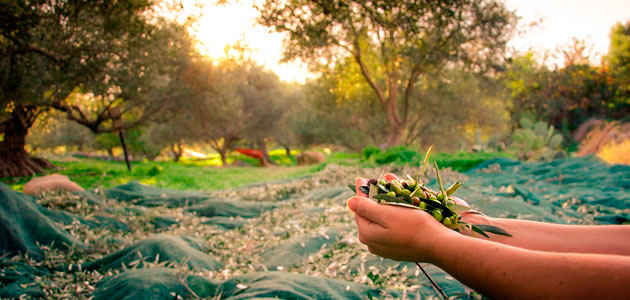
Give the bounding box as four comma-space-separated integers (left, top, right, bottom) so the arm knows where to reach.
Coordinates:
235, 147, 263, 159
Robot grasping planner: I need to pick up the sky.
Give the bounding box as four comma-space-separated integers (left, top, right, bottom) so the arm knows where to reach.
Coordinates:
191, 0, 630, 83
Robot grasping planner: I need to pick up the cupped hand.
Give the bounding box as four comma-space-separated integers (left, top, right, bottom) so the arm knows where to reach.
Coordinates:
349, 176, 458, 263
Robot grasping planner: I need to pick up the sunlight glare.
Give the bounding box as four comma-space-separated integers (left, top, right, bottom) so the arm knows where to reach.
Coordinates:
190, 1, 313, 83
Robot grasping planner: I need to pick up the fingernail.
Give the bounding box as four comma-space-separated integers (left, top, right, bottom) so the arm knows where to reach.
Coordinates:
347, 197, 358, 211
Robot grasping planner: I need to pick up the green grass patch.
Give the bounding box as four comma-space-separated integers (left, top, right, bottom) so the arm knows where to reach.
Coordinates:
1, 157, 324, 192
360, 145, 515, 171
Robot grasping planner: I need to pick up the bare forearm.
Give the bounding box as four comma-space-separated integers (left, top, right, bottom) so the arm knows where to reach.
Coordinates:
463, 213, 630, 255
429, 233, 630, 300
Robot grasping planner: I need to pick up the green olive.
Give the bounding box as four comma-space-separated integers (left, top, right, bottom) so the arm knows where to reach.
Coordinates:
387, 191, 397, 197
419, 201, 427, 209
432, 210, 443, 222
442, 217, 452, 226
437, 192, 445, 201
401, 189, 411, 196
392, 183, 403, 195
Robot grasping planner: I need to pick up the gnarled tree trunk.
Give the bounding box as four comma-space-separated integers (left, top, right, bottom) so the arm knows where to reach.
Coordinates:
0, 108, 54, 177
258, 138, 275, 167
171, 143, 183, 162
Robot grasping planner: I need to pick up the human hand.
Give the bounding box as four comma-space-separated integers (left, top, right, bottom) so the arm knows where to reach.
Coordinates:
348, 176, 459, 263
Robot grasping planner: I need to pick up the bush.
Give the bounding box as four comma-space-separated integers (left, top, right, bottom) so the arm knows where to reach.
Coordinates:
359, 146, 514, 171
361, 146, 381, 160
374, 146, 418, 165
507, 117, 566, 161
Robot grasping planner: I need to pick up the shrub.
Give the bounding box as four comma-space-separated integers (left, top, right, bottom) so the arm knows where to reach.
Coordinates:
507, 117, 566, 161
373, 146, 418, 165
361, 145, 381, 160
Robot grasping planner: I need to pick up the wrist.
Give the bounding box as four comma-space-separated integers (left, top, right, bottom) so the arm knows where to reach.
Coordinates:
419, 226, 463, 264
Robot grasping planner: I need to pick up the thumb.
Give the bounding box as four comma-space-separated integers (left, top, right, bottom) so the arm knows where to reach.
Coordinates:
348, 196, 388, 228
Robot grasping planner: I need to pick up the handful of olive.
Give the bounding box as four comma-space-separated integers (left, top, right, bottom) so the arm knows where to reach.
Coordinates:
349, 169, 511, 238
360, 175, 464, 227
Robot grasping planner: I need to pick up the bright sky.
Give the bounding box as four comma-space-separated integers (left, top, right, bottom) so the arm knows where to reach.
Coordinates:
505, 0, 630, 66
190, 1, 630, 82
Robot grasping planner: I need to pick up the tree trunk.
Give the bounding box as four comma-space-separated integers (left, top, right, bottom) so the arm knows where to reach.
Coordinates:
217, 148, 228, 166
0, 108, 54, 177
258, 138, 275, 167
385, 121, 403, 147
384, 93, 403, 147
171, 143, 183, 162
282, 144, 292, 159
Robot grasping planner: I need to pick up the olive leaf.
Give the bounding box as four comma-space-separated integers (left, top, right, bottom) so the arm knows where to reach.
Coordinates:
434, 162, 447, 202
347, 184, 369, 195
409, 186, 421, 198
417, 198, 456, 217
372, 194, 409, 204
447, 204, 471, 212
422, 145, 434, 176
470, 225, 490, 239
381, 202, 420, 209
445, 182, 462, 196
472, 224, 512, 237
377, 183, 389, 193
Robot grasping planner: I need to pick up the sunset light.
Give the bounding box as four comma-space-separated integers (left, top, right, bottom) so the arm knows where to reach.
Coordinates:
190, 1, 313, 83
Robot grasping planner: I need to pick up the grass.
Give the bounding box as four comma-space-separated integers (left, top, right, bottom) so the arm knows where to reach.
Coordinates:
1, 157, 326, 192
1, 149, 515, 191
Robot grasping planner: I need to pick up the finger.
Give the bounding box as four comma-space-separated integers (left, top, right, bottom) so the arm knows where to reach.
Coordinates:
355, 214, 394, 246
348, 196, 390, 227
355, 177, 368, 197
451, 196, 470, 207
384, 173, 399, 181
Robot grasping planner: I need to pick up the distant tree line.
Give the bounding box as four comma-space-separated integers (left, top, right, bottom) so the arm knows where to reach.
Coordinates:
4, 0, 630, 177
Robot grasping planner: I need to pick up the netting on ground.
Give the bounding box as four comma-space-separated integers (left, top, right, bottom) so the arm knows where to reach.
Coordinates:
0, 159, 628, 299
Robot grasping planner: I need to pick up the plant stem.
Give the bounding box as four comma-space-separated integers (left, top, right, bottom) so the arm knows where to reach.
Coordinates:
415, 262, 448, 300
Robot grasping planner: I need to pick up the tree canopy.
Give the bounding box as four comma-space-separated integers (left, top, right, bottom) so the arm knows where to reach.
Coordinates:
0, 0, 196, 176
257, 0, 516, 146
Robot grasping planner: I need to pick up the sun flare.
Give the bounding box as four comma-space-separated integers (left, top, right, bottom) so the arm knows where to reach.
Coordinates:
190, 1, 313, 83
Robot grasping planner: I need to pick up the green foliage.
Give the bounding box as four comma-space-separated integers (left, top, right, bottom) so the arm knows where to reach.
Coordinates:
361, 146, 381, 160
258, 0, 516, 146
373, 146, 418, 165
506, 36, 630, 134
358, 146, 512, 171
1, 158, 325, 191
507, 118, 566, 161
471, 129, 503, 153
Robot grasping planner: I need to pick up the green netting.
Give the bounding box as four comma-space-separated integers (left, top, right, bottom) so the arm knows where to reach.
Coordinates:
2, 157, 629, 299
0, 259, 49, 299
81, 234, 223, 272
94, 268, 411, 300
455, 156, 630, 224
0, 183, 84, 259
201, 216, 248, 230
215, 271, 408, 299
103, 181, 211, 207
93, 268, 219, 300
185, 199, 277, 218
260, 227, 341, 269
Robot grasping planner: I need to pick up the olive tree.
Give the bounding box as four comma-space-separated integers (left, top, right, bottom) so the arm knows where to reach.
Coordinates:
257, 0, 516, 146
0, 0, 195, 177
